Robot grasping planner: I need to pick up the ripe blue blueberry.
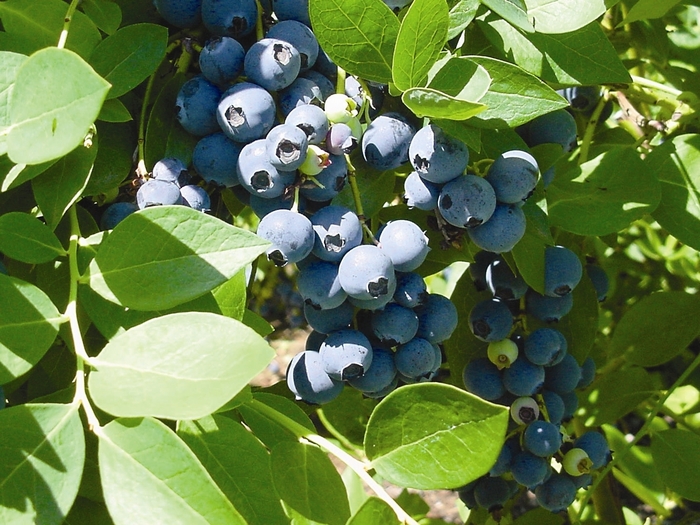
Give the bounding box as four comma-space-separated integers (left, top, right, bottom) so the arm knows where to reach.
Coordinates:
438, 174, 496, 229
467, 203, 526, 253
217, 82, 276, 143
415, 293, 459, 344
319, 329, 374, 381
534, 473, 577, 513
256, 209, 314, 266
202, 0, 257, 38
361, 112, 415, 171
192, 132, 243, 187
463, 358, 505, 401
409, 124, 469, 184
544, 245, 583, 297
484, 150, 539, 205
468, 298, 513, 342
523, 420, 562, 457
176, 75, 222, 136
310, 205, 363, 262
338, 244, 396, 301
378, 220, 430, 272
286, 350, 343, 405
198, 37, 245, 87
502, 357, 545, 396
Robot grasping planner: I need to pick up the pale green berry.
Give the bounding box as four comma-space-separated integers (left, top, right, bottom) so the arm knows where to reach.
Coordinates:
510, 396, 540, 425
299, 145, 331, 176
487, 338, 519, 369
563, 447, 593, 476
324, 94, 358, 124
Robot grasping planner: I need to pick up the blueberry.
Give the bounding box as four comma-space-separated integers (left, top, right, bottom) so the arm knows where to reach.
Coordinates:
574, 431, 610, 469
473, 476, 512, 511
286, 350, 343, 404
371, 303, 419, 346
534, 473, 577, 513
202, 0, 257, 38
266, 123, 309, 172
468, 251, 499, 292
438, 174, 497, 229
176, 75, 222, 136
192, 132, 243, 187
180, 185, 211, 212
484, 150, 539, 205
237, 139, 297, 199
338, 244, 396, 301
526, 289, 574, 322
378, 219, 430, 272
403, 170, 440, 211
198, 36, 245, 87
523, 420, 562, 457
303, 300, 354, 334
462, 358, 505, 401
395, 337, 437, 379
217, 82, 277, 143
520, 109, 577, 153
544, 353, 582, 394
393, 272, 428, 308
297, 260, 347, 310
152, 157, 188, 186
415, 293, 458, 344
310, 205, 363, 262
348, 348, 397, 393
511, 451, 549, 489
256, 209, 314, 266
244, 38, 301, 92
503, 358, 545, 396
409, 124, 469, 184
468, 298, 513, 342
154, 0, 202, 28
278, 77, 324, 116
285, 104, 329, 145
136, 179, 182, 208
467, 203, 526, 253
266, 20, 319, 70
100, 202, 139, 230
586, 263, 609, 302
544, 245, 583, 297
524, 328, 568, 367
299, 153, 348, 202
485, 256, 528, 300
541, 389, 565, 425
361, 112, 415, 171
577, 357, 596, 389
319, 329, 374, 381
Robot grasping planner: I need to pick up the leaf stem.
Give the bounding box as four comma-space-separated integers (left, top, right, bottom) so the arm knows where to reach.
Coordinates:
631, 75, 682, 98
67, 206, 102, 433
246, 398, 420, 525
336, 65, 347, 95
57, 0, 81, 49
575, 350, 700, 521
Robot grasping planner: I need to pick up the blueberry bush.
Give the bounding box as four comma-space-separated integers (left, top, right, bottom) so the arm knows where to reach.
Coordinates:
1, 0, 700, 524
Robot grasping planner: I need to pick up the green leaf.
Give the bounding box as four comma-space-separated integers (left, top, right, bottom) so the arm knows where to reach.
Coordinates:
145, 73, 199, 170
447, 0, 480, 40
84, 122, 134, 196
0, 404, 85, 525
621, 0, 683, 25
0, 0, 101, 59
392, 0, 448, 91
81, 0, 122, 35
0, 274, 63, 383
610, 292, 700, 367
7, 47, 110, 165
178, 415, 288, 525
364, 383, 508, 489
547, 147, 661, 236
211, 271, 247, 320
466, 56, 568, 128
318, 387, 377, 447
651, 429, 700, 502
479, 20, 631, 85
0, 158, 57, 192
579, 367, 655, 427
648, 134, 700, 251
481, 0, 534, 33
346, 497, 399, 525
523, 0, 606, 33
97, 98, 132, 123
511, 201, 553, 294
64, 497, 114, 525
90, 23, 168, 99
88, 312, 274, 419
513, 508, 565, 525
85, 206, 269, 311
0, 212, 66, 263
31, 139, 98, 230
432, 119, 482, 151
309, 0, 400, 84
0, 51, 27, 157
98, 417, 246, 525
402, 88, 487, 119
271, 441, 351, 525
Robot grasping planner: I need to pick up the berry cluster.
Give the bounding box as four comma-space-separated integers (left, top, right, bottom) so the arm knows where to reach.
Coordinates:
458, 246, 610, 512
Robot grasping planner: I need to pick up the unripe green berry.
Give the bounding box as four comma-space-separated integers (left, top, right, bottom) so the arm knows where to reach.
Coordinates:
563, 447, 593, 476
510, 396, 540, 425
299, 145, 331, 176
324, 94, 358, 124
487, 338, 519, 370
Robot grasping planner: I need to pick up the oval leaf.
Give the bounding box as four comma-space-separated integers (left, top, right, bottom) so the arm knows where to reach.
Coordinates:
482, 0, 534, 33
0, 51, 27, 156
309, 0, 399, 84
85, 206, 269, 311
178, 415, 288, 525
0, 404, 85, 525
89, 23, 168, 99
648, 134, 700, 251
271, 441, 351, 525
466, 56, 568, 128
524, 0, 606, 34
7, 47, 110, 165
98, 417, 246, 525
0, 274, 63, 383
0, 211, 66, 263
402, 87, 487, 119
81, 0, 123, 35
392, 0, 448, 91
511, 201, 553, 295
548, 147, 661, 236
347, 497, 399, 525
651, 429, 700, 502
610, 291, 700, 367
88, 312, 273, 419
364, 383, 509, 489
